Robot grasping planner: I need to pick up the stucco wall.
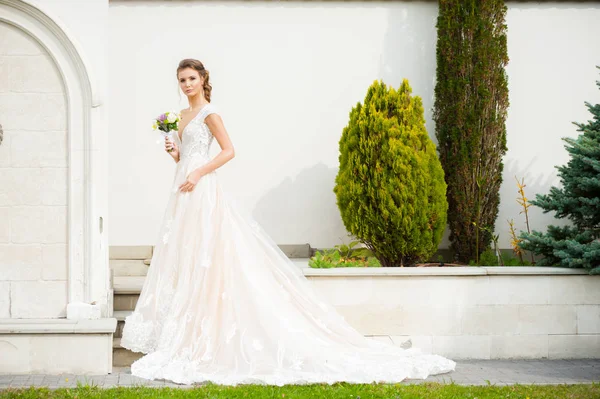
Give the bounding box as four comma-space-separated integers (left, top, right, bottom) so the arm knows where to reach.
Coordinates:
107, 1, 600, 250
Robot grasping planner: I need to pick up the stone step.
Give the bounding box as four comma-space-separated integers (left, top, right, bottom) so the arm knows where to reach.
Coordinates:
108, 246, 310, 279
114, 293, 139, 312
111, 258, 310, 335
109, 246, 153, 260
113, 310, 131, 321
113, 311, 131, 339
109, 244, 312, 262
115, 320, 124, 338
114, 276, 145, 294
278, 244, 312, 258
113, 337, 143, 367
110, 259, 149, 277
111, 259, 311, 352
112, 259, 309, 295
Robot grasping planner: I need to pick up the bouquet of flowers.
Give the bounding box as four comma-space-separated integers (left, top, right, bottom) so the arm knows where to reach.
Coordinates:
153, 111, 180, 152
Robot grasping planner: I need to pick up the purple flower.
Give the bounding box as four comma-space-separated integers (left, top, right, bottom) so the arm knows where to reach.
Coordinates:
158, 113, 166, 122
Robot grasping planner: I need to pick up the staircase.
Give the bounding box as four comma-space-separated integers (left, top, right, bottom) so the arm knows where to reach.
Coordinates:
109, 245, 312, 367
109, 246, 151, 366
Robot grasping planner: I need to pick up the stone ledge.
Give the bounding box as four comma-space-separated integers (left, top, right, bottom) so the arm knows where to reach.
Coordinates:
0, 318, 117, 334
304, 266, 589, 277
0, 333, 113, 374
113, 310, 130, 321
484, 267, 589, 276
112, 267, 591, 294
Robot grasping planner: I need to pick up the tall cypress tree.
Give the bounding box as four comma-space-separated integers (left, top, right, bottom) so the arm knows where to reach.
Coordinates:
433, 0, 509, 263
519, 70, 600, 274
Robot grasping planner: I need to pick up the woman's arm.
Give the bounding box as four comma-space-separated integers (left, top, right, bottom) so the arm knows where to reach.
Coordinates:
179, 113, 235, 192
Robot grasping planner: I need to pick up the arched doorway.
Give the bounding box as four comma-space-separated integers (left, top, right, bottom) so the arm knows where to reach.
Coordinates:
0, 0, 104, 310
0, 0, 112, 374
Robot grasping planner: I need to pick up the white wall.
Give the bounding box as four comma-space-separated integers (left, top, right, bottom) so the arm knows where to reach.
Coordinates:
107, 1, 600, 250
503, 3, 600, 241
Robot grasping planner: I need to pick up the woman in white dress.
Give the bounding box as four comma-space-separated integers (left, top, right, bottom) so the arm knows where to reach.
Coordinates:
121, 58, 456, 386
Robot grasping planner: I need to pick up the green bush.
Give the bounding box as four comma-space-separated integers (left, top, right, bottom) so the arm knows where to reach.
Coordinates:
433, 0, 509, 263
309, 240, 382, 268
468, 248, 532, 266
308, 249, 382, 269
334, 80, 448, 267
472, 248, 500, 266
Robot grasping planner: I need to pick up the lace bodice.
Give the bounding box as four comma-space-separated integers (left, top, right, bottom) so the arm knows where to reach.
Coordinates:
179, 104, 216, 161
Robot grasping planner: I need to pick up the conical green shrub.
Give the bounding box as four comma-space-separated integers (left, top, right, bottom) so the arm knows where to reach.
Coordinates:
334, 80, 448, 266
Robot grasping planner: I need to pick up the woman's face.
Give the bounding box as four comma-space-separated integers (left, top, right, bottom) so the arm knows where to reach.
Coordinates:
178, 68, 203, 97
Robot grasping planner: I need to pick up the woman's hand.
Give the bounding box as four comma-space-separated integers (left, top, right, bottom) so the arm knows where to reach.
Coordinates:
165, 136, 179, 161
179, 169, 203, 193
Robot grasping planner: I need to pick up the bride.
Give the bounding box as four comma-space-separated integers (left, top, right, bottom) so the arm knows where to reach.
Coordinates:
121, 58, 456, 386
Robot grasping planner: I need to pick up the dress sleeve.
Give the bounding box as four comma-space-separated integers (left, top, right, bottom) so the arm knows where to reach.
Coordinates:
201, 104, 218, 122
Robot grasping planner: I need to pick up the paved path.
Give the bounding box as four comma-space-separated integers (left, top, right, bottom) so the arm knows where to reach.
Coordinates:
0, 360, 598, 389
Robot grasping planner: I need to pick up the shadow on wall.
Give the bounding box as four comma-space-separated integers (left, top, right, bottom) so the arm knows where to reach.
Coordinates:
378, 3, 448, 248
500, 156, 570, 237
252, 163, 348, 248
379, 3, 438, 143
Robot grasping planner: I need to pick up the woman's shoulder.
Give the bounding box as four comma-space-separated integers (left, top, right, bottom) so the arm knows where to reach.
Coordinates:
202, 103, 219, 118
204, 102, 217, 112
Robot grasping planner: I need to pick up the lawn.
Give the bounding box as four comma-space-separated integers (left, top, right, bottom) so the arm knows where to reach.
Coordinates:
1, 383, 599, 399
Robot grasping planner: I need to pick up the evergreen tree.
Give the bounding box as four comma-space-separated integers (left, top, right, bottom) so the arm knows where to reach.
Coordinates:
519, 69, 600, 274
334, 80, 448, 267
433, 0, 509, 263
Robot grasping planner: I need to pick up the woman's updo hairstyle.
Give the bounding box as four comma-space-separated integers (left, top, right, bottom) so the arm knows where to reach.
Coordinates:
177, 59, 212, 102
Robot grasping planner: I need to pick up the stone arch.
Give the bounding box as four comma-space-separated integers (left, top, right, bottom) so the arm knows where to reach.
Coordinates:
0, 0, 102, 307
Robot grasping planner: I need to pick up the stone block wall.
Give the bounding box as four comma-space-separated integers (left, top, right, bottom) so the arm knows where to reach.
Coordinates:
0, 22, 68, 319
307, 269, 600, 359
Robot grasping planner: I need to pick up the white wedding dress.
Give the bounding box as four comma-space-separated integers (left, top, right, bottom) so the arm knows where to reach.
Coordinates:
121, 103, 456, 386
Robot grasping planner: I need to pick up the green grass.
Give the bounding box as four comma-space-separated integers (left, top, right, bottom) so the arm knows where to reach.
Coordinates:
1, 383, 599, 399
